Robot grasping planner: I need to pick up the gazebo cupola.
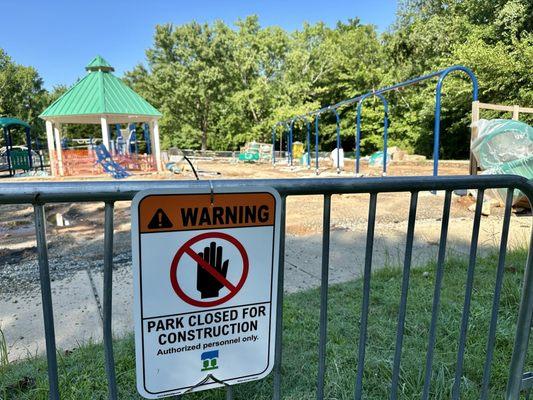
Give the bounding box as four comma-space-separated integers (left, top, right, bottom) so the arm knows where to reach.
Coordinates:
40, 55, 163, 176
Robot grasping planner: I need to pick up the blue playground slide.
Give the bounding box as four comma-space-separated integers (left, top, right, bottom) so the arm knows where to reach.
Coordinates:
94, 144, 130, 179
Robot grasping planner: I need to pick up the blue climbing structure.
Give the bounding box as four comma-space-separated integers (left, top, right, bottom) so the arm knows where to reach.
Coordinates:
94, 144, 130, 179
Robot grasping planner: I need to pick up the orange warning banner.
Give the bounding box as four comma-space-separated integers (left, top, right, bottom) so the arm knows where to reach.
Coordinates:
138, 192, 276, 233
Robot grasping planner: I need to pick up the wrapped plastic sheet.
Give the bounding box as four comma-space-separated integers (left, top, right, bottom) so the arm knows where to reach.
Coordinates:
368, 150, 391, 167
473, 119, 533, 207
471, 119, 533, 170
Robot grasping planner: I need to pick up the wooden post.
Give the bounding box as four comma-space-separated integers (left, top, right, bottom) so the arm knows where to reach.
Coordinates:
512, 105, 520, 120
470, 100, 480, 175
53, 123, 64, 176
45, 121, 57, 177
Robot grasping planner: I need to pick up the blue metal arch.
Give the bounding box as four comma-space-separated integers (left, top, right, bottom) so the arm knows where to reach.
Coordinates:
314, 108, 342, 174
289, 116, 312, 168
355, 92, 389, 176
275, 65, 478, 178
271, 121, 289, 165
432, 65, 478, 177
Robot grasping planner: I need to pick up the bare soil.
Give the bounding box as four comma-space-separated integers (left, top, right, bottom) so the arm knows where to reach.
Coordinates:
0, 158, 503, 297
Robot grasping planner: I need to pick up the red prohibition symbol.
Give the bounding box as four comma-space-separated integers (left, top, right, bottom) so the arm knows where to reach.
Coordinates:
170, 232, 249, 307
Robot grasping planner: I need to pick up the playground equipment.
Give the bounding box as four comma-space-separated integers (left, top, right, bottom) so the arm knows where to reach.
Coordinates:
356, 92, 389, 176
94, 144, 131, 179
273, 65, 478, 176
316, 108, 342, 173
271, 121, 289, 165
127, 123, 138, 154
0, 117, 44, 176
289, 116, 311, 168
39, 56, 163, 177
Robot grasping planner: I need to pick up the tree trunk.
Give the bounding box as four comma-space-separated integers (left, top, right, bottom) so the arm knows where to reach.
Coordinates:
201, 128, 207, 151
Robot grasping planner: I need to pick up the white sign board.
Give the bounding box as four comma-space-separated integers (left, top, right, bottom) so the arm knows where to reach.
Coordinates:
132, 187, 281, 398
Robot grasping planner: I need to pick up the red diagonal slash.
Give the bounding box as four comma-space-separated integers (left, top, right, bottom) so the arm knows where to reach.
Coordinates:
184, 247, 237, 292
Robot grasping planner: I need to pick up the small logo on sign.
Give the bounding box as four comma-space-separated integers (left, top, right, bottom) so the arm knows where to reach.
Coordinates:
201, 350, 219, 371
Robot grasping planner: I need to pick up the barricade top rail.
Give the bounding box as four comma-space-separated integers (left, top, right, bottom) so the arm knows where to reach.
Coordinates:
0, 174, 531, 204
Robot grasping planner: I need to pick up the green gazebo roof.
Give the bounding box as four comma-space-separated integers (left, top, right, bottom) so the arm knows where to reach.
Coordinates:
40, 56, 161, 123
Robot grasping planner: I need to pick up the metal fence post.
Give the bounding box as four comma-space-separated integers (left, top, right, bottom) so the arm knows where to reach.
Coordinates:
103, 202, 118, 399
506, 227, 533, 399
272, 196, 287, 400
33, 203, 60, 400
317, 195, 332, 399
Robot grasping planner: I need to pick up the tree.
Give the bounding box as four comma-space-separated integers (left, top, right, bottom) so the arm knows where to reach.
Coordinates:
0, 49, 48, 137
126, 21, 237, 151
125, 4, 532, 158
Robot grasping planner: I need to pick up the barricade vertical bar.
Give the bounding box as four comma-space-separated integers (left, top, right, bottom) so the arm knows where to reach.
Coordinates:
226, 385, 234, 400
506, 226, 533, 398
452, 189, 484, 399
390, 191, 419, 400
354, 193, 378, 400
34, 203, 60, 400
421, 190, 452, 400
317, 195, 332, 399
480, 189, 513, 399
272, 195, 287, 400
103, 202, 118, 400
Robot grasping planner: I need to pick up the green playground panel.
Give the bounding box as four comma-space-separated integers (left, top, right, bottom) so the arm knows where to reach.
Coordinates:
10, 150, 31, 171
238, 152, 260, 162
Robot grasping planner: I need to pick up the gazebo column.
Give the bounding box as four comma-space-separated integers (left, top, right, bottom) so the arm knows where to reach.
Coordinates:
53, 123, 64, 176
150, 120, 162, 172
100, 117, 110, 150
45, 121, 57, 176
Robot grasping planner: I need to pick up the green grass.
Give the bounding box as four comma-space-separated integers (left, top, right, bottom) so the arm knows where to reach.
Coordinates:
0, 326, 8, 368
1, 249, 531, 399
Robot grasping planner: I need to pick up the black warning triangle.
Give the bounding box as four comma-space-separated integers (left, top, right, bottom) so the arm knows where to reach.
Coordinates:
148, 208, 173, 229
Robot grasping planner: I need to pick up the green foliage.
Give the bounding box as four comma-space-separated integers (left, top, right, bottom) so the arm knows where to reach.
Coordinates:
383, 0, 533, 157
125, 3, 532, 156
0, 49, 47, 142
2, 0, 532, 157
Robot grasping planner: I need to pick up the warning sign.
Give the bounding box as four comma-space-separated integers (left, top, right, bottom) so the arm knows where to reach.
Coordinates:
132, 187, 280, 398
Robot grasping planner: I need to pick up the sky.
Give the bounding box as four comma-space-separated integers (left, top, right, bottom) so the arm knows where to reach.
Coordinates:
1, 0, 398, 90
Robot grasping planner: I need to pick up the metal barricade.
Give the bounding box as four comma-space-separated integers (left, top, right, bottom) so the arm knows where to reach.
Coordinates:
0, 174, 531, 399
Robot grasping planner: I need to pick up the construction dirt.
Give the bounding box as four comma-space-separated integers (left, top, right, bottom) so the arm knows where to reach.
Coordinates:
0, 158, 531, 360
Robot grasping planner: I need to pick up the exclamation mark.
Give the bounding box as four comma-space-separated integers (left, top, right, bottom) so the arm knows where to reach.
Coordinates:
158, 211, 163, 227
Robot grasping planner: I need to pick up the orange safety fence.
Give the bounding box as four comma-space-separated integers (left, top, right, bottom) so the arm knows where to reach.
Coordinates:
56, 149, 156, 176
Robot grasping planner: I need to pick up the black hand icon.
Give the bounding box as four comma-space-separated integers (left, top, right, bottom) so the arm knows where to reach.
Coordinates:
196, 241, 229, 299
